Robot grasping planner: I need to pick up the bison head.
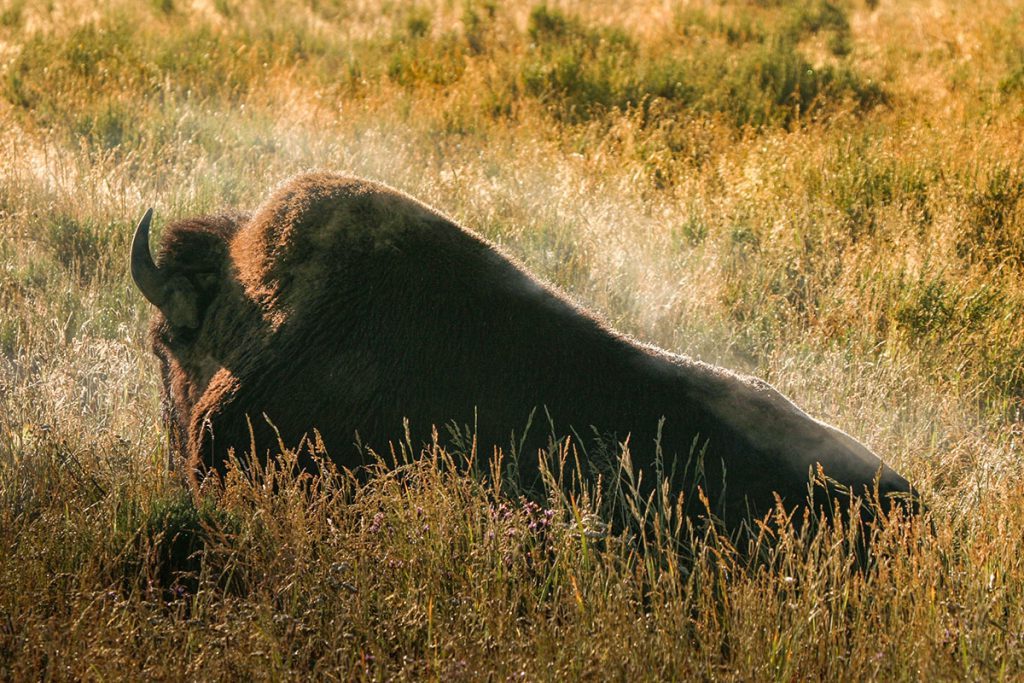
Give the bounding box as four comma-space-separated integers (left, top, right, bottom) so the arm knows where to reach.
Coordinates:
131, 207, 257, 473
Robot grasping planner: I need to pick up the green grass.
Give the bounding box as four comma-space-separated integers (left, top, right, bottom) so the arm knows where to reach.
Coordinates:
1, 0, 1024, 678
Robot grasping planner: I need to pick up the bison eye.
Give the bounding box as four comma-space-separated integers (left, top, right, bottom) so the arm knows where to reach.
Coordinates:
197, 273, 220, 289
160, 320, 200, 349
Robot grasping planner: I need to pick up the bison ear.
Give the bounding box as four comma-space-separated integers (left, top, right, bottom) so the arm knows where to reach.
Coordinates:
130, 208, 202, 330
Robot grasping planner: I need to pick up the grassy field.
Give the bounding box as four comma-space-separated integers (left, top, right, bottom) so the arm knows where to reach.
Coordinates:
1, 0, 1023, 678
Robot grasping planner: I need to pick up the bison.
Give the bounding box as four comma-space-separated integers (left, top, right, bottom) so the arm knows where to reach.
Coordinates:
131, 172, 915, 533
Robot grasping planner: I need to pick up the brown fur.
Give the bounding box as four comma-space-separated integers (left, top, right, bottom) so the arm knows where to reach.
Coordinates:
143, 173, 916, 532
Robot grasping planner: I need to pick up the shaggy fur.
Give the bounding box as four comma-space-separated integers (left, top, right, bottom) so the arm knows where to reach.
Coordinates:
142, 173, 915, 531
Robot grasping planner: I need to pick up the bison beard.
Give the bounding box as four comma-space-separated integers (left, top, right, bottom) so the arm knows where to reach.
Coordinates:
131, 173, 916, 534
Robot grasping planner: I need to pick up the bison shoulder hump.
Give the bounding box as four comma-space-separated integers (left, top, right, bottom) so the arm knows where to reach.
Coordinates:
229, 173, 457, 311
242, 173, 449, 260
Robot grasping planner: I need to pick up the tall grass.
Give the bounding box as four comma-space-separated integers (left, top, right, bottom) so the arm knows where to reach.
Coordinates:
1, 0, 1023, 678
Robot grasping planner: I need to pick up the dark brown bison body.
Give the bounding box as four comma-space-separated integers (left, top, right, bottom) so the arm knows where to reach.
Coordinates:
132, 173, 914, 532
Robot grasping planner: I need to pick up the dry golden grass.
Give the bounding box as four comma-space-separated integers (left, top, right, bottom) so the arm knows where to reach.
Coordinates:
1, 0, 1023, 679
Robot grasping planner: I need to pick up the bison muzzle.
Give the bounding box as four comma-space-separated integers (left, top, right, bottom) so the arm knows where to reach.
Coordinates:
131, 172, 916, 533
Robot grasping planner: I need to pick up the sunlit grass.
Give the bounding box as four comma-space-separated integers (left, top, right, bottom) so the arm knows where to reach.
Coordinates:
1, 0, 1023, 678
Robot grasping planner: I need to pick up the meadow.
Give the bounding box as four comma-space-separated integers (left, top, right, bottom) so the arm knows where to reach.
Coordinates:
1, 0, 1023, 678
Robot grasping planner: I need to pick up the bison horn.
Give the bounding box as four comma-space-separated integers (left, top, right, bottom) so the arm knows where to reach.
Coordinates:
130, 208, 168, 307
